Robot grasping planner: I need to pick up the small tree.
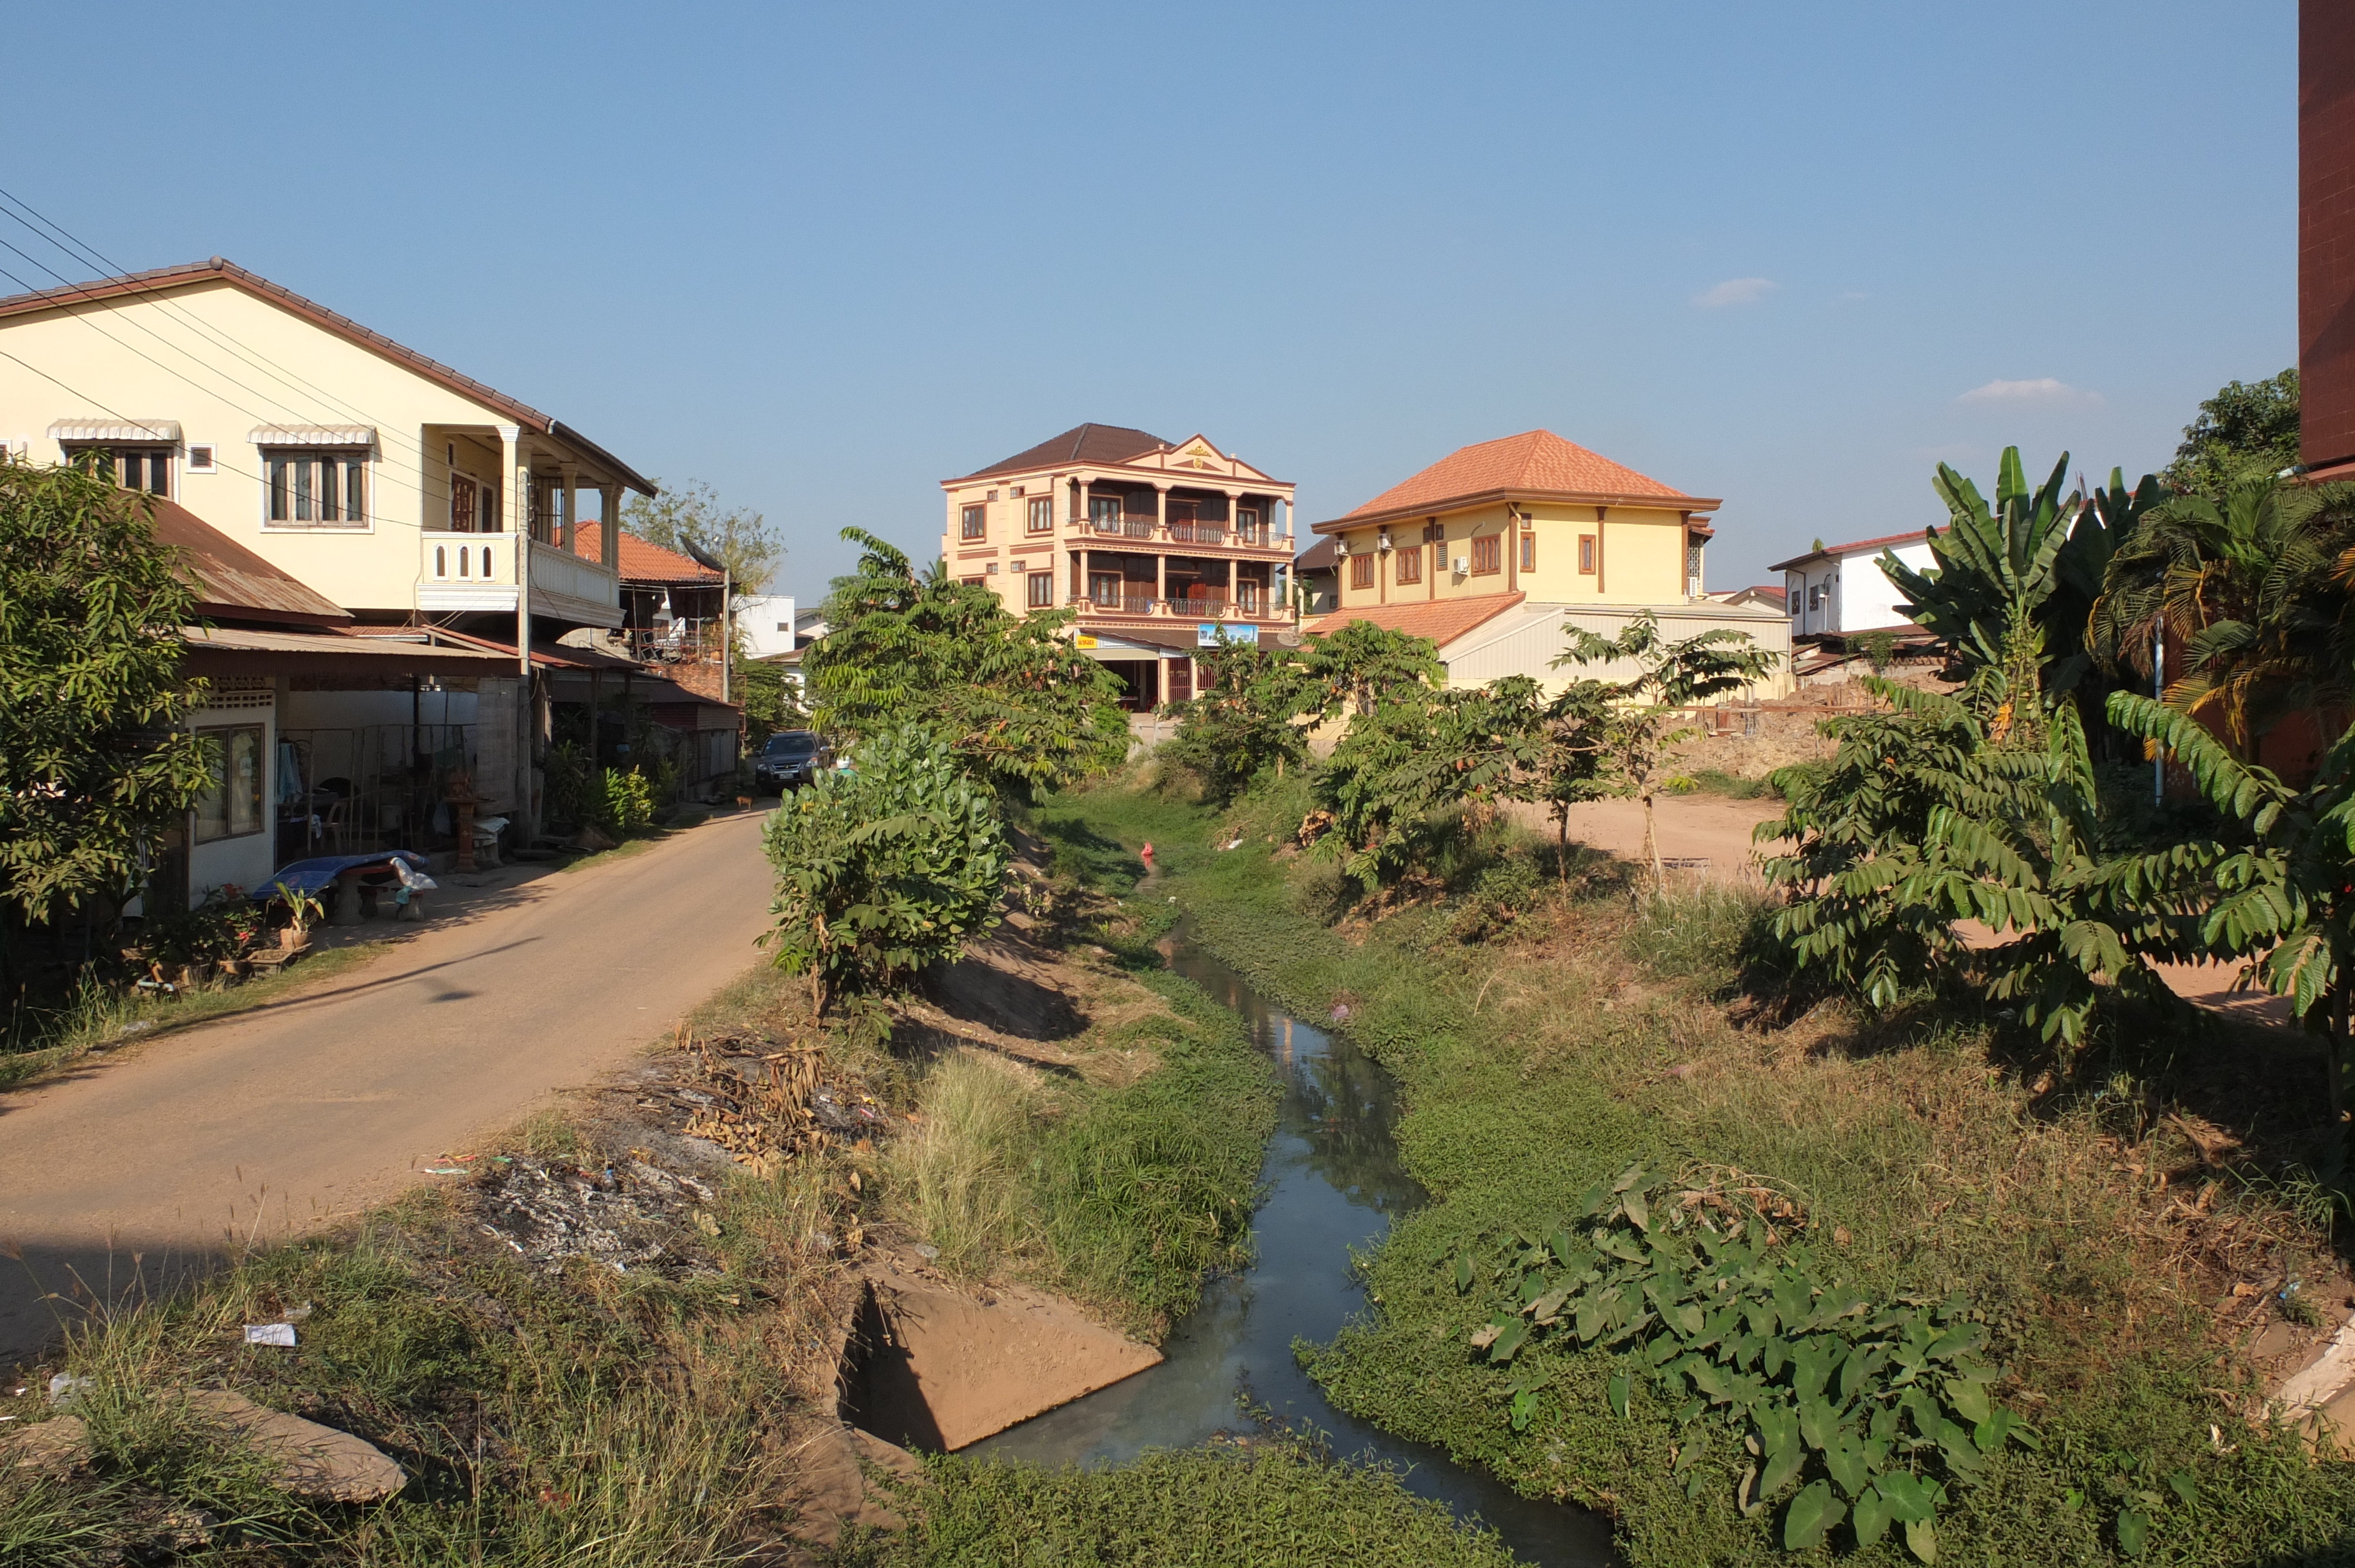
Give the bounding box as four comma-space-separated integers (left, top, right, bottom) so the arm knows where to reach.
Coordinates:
1303, 619, 1442, 716
805, 529, 1129, 795
761, 724, 1011, 1013
1317, 677, 1549, 889
1157, 635, 1319, 803
0, 457, 210, 978
1550, 612, 1779, 884
2163, 368, 2301, 498
622, 478, 782, 592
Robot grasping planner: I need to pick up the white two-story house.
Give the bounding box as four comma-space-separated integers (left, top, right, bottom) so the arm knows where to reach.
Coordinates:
1767, 530, 1935, 639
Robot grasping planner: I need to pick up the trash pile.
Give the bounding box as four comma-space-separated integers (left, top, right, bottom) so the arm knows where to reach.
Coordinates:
470, 1154, 721, 1277
665, 1027, 884, 1175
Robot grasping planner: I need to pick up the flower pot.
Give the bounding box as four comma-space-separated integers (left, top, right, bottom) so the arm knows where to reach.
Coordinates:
179, 962, 214, 989
223, 958, 250, 980
281, 925, 309, 952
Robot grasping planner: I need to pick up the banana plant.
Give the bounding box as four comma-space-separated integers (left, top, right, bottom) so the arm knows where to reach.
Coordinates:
1882, 448, 2079, 690
2108, 690, 2355, 1153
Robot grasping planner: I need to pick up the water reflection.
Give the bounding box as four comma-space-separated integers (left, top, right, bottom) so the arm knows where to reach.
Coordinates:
964, 928, 1616, 1568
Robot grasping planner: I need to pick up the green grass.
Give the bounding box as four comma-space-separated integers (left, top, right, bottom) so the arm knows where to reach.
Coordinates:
837, 1434, 1526, 1567
1041, 774, 2355, 1567
0, 942, 389, 1092
1684, 767, 1779, 800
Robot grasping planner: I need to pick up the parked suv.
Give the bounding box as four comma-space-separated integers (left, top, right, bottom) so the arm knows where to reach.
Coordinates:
754, 730, 831, 793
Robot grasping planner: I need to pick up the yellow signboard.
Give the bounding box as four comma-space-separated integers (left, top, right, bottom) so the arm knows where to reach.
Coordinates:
1074, 634, 1098, 649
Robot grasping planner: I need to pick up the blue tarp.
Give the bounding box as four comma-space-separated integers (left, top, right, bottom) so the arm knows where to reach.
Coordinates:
265, 851, 430, 898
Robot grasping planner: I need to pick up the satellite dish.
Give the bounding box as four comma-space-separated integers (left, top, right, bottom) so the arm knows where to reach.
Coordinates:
679, 536, 728, 576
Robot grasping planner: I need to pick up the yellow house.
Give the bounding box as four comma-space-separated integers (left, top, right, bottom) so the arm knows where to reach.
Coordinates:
1309, 430, 1790, 695
0, 257, 654, 632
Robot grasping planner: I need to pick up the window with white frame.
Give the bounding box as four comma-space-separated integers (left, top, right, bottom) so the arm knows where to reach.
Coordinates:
194, 724, 265, 843
264, 447, 368, 527
68, 446, 173, 497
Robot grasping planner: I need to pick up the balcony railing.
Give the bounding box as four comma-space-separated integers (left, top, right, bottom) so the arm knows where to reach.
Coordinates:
628, 620, 724, 664
1064, 516, 1290, 551
1076, 594, 1283, 620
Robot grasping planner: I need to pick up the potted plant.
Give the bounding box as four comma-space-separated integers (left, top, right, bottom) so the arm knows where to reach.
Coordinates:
273, 882, 323, 952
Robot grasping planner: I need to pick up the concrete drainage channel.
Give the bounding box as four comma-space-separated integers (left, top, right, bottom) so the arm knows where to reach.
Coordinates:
839, 923, 1619, 1568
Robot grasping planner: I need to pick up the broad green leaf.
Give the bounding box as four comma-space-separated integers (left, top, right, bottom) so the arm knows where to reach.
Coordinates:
1797, 1397, 1838, 1451
1606, 1372, 1631, 1418
1623, 1190, 1650, 1232
1454, 1255, 1474, 1293
1530, 1287, 1570, 1324
2117, 1509, 2150, 1557
1611, 1162, 1646, 1194
1943, 1377, 1991, 1424
1851, 1484, 1890, 1548
1875, 1471, 1936, 1523
1971, 1408, 2012, 1452
1823, 1436, 1869, 1499
1673, 1304, 1705, 1340
1759, 1436, 1807, 1499
2167, 1470, 2197, 1507
1904, 1516, 1938, 1563
1762, 1337, 1790, 1378
1488, 1318, 1530, 1363
1783, 1480, 1845, 1550
1754, 1403, 1799, 1459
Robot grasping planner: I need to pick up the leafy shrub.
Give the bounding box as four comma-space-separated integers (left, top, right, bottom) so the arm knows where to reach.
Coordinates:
1156, 638, 1318, 804
601, 768, 657, 835
1450, 1165, 2039, 1560
761, 724, 1010, 1009
542, 742, 598, 829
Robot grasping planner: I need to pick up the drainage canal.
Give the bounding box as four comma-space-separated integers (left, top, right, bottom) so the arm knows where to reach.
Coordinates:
964, 923, 1617, 1568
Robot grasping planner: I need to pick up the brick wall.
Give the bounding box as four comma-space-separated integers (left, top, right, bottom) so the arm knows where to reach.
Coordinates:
2303, 1, 2355, 469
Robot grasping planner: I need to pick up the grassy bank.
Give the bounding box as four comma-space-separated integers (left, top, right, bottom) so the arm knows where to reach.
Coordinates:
4, 835, 1530, 1566
1044, 773, 2355, 1566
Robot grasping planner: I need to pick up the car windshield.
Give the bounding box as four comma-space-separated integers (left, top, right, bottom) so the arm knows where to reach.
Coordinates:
765, 734, 820, 759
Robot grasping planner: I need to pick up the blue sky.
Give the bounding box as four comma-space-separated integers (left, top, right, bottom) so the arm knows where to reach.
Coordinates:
0, 1, 2294, 593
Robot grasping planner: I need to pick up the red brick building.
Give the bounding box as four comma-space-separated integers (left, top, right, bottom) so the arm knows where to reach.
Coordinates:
2304, 1, 2355, 476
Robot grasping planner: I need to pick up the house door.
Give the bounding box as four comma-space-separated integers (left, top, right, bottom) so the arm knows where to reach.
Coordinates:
1166, 657, 1193, 703
1089, 570, 1124, 607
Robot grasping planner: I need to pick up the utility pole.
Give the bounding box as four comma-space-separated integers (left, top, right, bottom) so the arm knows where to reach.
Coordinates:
2153, 619, 2165, 806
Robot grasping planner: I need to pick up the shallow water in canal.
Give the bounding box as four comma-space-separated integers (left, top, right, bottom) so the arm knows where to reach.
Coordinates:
964, 925, 1617, 1568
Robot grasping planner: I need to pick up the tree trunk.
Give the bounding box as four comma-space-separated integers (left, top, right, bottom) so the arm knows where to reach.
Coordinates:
1643, 791, 1663, 888
2331, 982, 2350, 1178
1555, 809, 1571, 888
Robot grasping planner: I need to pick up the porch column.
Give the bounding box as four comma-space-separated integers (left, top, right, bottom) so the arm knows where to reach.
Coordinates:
559, 464, 578, 554
1226, 557, 1236, 613
1154, 481, 1170, 536
1077, 478, 1090, 525
1225, 489, 1242, 541
1079, 547, 1090, 607
1155, 554, 1167, 614
601, 484, 620, 567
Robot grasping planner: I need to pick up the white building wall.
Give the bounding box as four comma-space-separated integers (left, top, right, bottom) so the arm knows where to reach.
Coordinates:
1439, 602, 1794, 699
1784, 540, 1935, 636
735, 593, 798, 659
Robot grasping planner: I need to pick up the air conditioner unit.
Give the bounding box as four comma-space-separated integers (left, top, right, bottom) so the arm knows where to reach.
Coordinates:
1453, 556, 1470, 574
1377, 527, 1393, 553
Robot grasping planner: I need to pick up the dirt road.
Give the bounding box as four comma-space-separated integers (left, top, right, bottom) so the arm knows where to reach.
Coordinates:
1524, 793, 2288, 1025
0, 813, 777, 1364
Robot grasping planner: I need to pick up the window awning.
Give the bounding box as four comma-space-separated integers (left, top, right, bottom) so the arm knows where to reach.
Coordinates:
48, 418, 181, 443
249, 424, 377, 447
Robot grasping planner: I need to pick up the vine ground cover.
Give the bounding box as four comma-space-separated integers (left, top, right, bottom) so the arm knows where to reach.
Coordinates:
1040, 773, 2355, 1565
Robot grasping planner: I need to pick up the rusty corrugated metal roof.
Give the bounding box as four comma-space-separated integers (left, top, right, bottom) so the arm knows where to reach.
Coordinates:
146, 495, 351, 626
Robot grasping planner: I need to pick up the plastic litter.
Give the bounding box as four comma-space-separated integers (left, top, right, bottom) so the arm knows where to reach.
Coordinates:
244, 1323, 297, 1347
47, 1374, 92, 1404
422, 1167, 467, 1175
914, 1244, 941, 1261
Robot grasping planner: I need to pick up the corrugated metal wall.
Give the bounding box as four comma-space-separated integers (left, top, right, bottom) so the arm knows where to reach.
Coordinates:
1442, 602, 1794, 699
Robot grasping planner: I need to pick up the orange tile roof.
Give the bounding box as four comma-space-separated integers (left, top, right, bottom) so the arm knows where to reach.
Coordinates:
1325, 430, 1714, 530
572, 526, 722, 583
1306, 592, 1526, 651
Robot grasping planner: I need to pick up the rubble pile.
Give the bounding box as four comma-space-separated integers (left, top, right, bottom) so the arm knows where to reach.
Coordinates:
665, 1028, 882, 1174
470, 1155, 721, 1277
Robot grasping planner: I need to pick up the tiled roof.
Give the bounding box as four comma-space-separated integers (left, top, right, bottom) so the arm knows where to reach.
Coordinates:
954, 423, 1170, 481
1326, 431, 1711, 529
572, 527, 722, 583
1765, 529, 1930, 574
0, 257, 656, 496
1294, 535, 1339, 572
1306, 591, 1526, 651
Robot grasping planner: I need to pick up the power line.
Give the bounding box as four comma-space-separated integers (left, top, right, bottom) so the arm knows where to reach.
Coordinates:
0, 254, 445, 507
0, 188, 449, 470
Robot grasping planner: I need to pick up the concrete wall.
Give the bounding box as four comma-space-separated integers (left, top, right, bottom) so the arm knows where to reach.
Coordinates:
735, 593, 798, 659
1439, 601, 1793, 700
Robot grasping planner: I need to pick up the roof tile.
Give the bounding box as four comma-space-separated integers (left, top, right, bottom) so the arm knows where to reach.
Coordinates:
572, 527, 722, 583
956, 423, 1170, 481
1333, 431, 1704, 526
1306, 591, 1527, 651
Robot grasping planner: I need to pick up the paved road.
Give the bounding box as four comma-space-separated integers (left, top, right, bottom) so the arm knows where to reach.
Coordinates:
0, 812, 776, 1364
